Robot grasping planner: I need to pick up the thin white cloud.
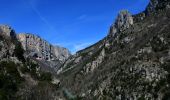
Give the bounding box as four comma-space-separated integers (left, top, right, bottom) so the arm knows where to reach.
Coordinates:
31, 6, 54, 30
54, 42, 93, 54
74, 43, 91, 52
22, 0, 57, 33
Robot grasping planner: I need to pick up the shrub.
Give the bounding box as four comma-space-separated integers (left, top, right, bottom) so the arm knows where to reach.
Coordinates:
39, 72, 52, 82
22, 60, 39, 79
14, 42, 25, 62
20, 65, 29, 73
0, 61, 23, 99
162, 91, 170, 100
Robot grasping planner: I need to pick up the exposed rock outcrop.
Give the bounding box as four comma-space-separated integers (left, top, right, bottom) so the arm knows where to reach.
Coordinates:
17, 33, 71, 62
83, 48, 105, 73
109, 10, 133, 37
0, 25, 24, 63
0, 25, 16, 38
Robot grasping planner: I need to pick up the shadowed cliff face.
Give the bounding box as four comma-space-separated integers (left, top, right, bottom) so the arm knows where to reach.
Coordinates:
17, 33, 71, 62
56, 0, 170, 99
17, 33, 71, 72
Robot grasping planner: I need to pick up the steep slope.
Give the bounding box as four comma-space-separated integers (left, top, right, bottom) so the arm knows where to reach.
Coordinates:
0, 25, 62, 100
0, 25, 25, 62
17, 33, 71, 73
57, 0, 170, 99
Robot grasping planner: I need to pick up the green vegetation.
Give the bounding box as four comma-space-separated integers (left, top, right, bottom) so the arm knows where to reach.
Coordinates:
21, 81, 57, 100
21, 59, 52, 82
0, 27, 54, 99
20, 60, 39, 79
162, 91, 170, 100
39, 72, 52, 82
161, 62, 170, 100
14, 42, 25, 62
80, 52, 89, 57
151, 36, 168, 52
0, 61, 23, 99
0, 60, 53, 99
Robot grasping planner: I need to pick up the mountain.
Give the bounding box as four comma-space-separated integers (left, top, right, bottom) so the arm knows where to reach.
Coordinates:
0, 25, 65, 100
17, 33, 70, 62
17, 33, 71, 73
0, 0, 170, 99
55, 0, 170, 99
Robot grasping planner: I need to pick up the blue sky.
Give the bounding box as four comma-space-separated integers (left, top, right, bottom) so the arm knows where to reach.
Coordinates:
0, 0, 149, 53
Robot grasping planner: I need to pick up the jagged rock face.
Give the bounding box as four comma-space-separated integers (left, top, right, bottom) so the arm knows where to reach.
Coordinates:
0, 25, 16, 38
109, 10, 133, 37
0, 25, 24, 63
115, 10, 133, 31
83, 48, 105, 73
0, 27, 15, 61
17, 33, 71, 62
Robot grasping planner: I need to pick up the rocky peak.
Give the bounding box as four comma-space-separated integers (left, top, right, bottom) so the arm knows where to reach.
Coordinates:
109, 0, 170, 37
17, 33, 71, 62
109, 10, 133, 37
115, 10, 133, 30
0, 25, 16, 38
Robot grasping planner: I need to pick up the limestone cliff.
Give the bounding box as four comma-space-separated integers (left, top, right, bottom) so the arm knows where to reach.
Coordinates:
17, 33, 71, 62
